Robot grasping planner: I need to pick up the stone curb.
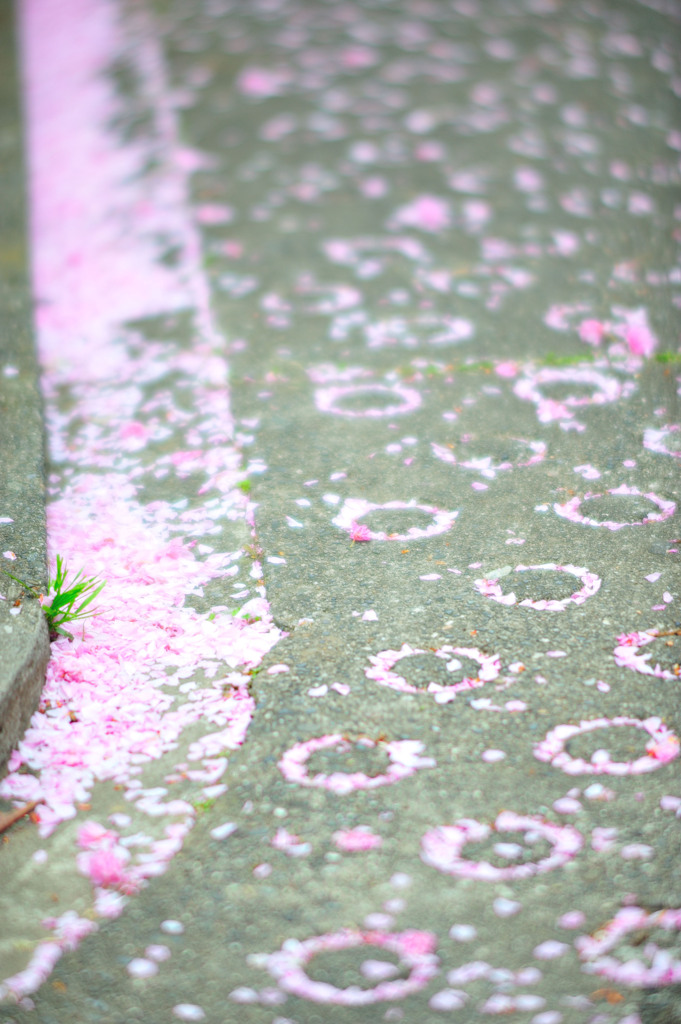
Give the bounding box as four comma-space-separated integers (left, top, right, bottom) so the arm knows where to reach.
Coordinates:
0, 0, 49, 778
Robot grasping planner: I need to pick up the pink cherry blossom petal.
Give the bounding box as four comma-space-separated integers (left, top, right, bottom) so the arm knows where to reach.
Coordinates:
172, 1006, 206, 1021
127, 958, 158, 979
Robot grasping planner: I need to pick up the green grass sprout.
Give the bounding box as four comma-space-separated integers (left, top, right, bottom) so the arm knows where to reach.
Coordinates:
2, 554, 105, 640
192, 797, 217, 814
543, 351, 596, 366
42, 556, 106, 639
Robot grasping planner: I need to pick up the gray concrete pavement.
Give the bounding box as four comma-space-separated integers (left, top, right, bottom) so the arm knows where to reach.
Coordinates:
2, 0, 681, 1022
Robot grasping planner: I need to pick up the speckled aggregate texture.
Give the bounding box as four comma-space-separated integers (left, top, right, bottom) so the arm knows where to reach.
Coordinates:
2, 0, 681, 1021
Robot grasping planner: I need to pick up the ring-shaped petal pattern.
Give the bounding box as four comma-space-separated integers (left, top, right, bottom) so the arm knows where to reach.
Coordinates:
514, 366, 635, 424
365, 643, 501, 704
576, 905, 681, 987
533, 716, 680, 775
333, 498, 459, 541
431, 439, 546, 480
474, 563, 601, 611
421, 811, 583, 881
554, 485, 675, 530
264, 928, 440, 1005
277, 734, 435, 795
314, 383, 421, 418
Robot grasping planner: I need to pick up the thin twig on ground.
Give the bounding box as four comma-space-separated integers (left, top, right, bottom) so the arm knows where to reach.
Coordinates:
0, 800, 42, 835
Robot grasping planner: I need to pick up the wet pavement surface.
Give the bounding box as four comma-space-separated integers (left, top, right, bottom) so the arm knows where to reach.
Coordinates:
2, 0, 681, 1021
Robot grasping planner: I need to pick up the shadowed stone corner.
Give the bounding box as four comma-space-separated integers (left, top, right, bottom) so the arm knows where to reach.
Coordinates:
0, 0, 50, 780
0, 599, 49, 778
